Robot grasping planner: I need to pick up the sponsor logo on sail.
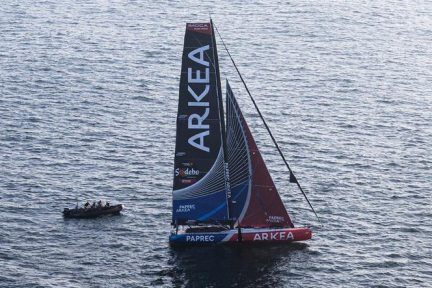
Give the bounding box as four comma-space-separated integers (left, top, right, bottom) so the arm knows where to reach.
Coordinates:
187, 44, 211, 152
187, 23, 209, 28
178, 179, 197, 184
175, 168, 200, 177
266, 216, 285, 223
176, 204, 196, 213
187, 23, 210, 32
224, 163, 231, 197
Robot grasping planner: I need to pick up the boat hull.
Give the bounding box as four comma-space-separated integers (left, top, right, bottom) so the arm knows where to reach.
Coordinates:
63, 204, 124, 218
169, 227, 312, 244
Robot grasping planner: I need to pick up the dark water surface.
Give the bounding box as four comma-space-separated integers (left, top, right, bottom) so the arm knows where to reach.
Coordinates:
1, 0, 431, 287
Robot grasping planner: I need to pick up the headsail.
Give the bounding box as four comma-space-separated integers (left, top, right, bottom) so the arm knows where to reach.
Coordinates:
226, 81, 294, 228
214, 22, 322, 226
172, 23, 228, 223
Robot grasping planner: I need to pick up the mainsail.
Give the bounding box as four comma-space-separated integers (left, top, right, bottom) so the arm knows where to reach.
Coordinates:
172, 23, 228, 223
226, 81, 294, 228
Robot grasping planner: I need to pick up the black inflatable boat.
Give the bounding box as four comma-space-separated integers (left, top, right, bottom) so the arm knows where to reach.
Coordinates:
63, 204, 124, 218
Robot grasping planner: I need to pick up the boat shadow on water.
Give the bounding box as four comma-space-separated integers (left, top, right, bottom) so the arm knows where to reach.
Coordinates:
164, 242, 309, 287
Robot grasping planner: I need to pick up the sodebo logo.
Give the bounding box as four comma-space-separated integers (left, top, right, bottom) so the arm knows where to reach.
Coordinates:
175, 168, 200, 177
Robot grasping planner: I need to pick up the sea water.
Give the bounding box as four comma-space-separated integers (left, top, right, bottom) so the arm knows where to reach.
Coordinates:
1, 0, 431, 287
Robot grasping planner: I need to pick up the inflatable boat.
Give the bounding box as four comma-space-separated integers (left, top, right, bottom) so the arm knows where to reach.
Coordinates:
62, 204, 124, 218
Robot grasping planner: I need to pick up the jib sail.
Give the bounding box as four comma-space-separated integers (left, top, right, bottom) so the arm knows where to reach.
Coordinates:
226, 81, 294, 228
172, 23, 228, 223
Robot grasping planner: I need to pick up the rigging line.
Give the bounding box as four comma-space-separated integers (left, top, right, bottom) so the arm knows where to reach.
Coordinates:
213, 22, 323, 227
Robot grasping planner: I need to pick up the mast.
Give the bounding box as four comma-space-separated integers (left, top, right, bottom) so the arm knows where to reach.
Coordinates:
210, 18, 233, 228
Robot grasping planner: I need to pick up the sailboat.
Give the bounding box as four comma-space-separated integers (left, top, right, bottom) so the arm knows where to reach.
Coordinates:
170, 20, 315, 244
